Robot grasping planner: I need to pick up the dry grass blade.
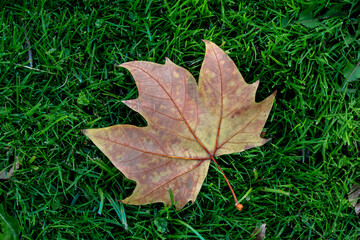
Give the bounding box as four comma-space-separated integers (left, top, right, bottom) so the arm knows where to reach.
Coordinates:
21, 21, 33, 67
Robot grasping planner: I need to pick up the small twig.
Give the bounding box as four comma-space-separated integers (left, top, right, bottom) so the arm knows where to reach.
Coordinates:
58, 73, 69, 88
22, 22, 33, 67
14, 63, 57, 75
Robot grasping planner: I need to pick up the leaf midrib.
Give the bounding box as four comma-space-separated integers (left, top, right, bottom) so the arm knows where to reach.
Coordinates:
128, 64, 212, 158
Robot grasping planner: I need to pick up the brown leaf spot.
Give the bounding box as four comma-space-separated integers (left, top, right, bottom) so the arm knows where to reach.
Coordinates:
231, 110, 241, 119
171, 138, 180, 145
187, 177, 193, 189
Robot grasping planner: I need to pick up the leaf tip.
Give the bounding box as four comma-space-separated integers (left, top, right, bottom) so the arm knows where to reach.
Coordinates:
264, 138, 272, 144
118, 62, 132, 69
202, 39, 213, 48
164, 57, 173, 65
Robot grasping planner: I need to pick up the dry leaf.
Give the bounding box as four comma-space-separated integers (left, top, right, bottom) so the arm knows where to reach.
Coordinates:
355, 203, 360, 216
0, 161, 19, 180
83, 41, 275, 210
348, 184, 360, 215
251, 223, 267, 240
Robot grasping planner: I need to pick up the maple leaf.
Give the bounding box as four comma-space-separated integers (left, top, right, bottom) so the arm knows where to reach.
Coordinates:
82, 41, 275, 210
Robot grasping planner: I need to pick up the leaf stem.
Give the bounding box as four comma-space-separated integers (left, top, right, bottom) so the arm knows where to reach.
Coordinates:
210, 156, 243, 211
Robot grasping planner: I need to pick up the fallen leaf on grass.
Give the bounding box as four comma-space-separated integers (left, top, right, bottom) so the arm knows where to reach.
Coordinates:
0, 161, 19, 180
251, 223, 267, 240
348, 184, 360, 215
83, 41, 275, 210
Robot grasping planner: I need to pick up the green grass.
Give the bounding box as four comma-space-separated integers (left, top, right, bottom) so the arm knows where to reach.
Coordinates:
1, 0, 359, 239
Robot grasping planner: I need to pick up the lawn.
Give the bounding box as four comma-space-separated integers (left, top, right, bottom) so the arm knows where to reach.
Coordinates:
1, 0, 360, 239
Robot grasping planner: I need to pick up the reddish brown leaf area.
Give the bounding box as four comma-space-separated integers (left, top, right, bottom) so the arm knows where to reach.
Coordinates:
83, 41, 275, 210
